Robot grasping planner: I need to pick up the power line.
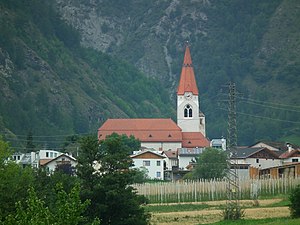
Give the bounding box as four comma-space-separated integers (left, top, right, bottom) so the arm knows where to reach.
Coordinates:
219, 107, 300, 124
236, 96, 300, 109
238, 99, 300, 113
0, 131, 96, 138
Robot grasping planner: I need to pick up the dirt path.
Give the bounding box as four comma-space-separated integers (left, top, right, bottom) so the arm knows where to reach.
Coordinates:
151, 206, 290, 225
149, 198, 283, 207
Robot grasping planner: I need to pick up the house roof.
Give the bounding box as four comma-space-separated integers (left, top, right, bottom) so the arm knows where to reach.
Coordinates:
98, 118, 182, 142
178, 147, 204, 156
233, 147, 280, 159
163, 150, 178, 159
182, 132, 210, 148
131, 150, 165, 159
39, 159, 52, 166
249, 141, 299, 151
41, 154, 77, 167
279, 149, 300, 159
177, 45, 199, 95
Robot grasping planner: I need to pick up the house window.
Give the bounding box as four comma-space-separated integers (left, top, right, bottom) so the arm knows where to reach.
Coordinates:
157, 161, 161, 166
13, 156, 17, 160
256, 159, 259, 163
156, 171, 161, 178
292, 158, 299, 162
143, 160, 150, 166
184, 105, 192, 118
17, 155, 20, 160
54, 153, 57, 157
46, 152, 49, 157
50, 152, 53, 158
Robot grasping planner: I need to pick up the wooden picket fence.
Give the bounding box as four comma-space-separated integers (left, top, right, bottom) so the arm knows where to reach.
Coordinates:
132, 177, 300, 203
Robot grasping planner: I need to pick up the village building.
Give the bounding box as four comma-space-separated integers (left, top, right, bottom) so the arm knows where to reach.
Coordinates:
98, 45, 210, 176
130, 150, 165, 180
280, 148, 300, 164
41, 153, 77, 175
231, 147, 282, 179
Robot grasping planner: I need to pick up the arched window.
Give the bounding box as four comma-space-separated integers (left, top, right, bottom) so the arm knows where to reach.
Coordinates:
184, 105, 192, 118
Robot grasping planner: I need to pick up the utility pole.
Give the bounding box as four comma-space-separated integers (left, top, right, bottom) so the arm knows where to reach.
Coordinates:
224, 82, 242, 220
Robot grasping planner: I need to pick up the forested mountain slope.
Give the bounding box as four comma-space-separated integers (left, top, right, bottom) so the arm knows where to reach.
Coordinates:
56, 0, 300, 145
1, 0, 299, 148
0, 0, 174, 149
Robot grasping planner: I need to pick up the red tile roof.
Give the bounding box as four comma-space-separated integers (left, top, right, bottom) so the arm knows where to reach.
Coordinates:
177, 45, 199, 95
98, 118, 182, 142
279, 149, 300, 159
182, 132, 210, 148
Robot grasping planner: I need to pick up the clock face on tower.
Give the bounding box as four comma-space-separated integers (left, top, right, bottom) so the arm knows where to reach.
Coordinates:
184, 92, 192, 100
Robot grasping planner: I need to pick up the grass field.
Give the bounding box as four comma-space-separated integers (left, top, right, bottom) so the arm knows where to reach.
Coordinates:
147, 198, 298, 225
209, 218, 300, 225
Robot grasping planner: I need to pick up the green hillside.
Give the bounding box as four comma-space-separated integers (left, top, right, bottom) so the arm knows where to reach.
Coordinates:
0, 0, 175, 149
56, 0, 300, 145
1, 0, 300, 147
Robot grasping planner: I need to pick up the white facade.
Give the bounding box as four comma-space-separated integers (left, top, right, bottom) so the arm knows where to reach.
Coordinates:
44, 154, 77, 174
211, 138, 227, 151
236, 158, 282, 169
178, 148, 204, 170
178, 156, 196, 170
163, 151, 178, 171
39, 149, 62, 159
131, 151, 165, 180
141, 142, 182, 151
177, 94, 202, 133
282, 157, 300, 163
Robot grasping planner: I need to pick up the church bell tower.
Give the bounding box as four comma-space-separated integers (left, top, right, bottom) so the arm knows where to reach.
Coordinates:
177, 44, 206, 136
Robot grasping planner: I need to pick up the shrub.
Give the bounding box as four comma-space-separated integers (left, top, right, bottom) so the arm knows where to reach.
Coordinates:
289, 184, 300, 218
222, 203, 244, 220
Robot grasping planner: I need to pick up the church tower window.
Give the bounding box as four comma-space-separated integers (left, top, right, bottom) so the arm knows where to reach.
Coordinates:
184, 104, 192, 118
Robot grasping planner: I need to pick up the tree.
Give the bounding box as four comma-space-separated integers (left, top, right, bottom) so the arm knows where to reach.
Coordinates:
188, 147, 227, 180
0, 137, 11, 166
77, 134, 150, 225
289, 184, 300, 218
0, 138, 35, 221
3, 184, 100, 225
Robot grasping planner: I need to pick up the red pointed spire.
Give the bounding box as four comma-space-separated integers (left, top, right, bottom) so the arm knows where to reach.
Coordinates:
177, 44, 199, 95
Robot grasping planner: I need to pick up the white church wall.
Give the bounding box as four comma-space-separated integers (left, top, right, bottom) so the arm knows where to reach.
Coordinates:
141, 142, 181, 151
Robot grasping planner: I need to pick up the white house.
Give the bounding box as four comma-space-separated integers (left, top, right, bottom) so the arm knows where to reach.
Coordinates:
163, 150, 178, 171
211, 138, 226, 150
178, 147, 204, 170
233, 147, 282, 170
11, 149, 66, 169
42, 154, 77, 175
279, 149, 300, 164
131, 150, 165, 180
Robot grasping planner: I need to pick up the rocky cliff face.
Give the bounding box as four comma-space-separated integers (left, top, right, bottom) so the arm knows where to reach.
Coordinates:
55, 0, 210, 91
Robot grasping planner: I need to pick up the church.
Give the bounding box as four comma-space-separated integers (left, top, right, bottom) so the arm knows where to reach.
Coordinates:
98, 45, 210, 151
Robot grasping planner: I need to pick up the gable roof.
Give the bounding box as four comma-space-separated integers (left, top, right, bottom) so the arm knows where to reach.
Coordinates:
41, 154, 77, 167
177, 45, 199, 95
234, 147, 280, 159
182, 132, 210, 148
131, 150, 165, 159
98, 118, 182, 142
249, 141, 297, 151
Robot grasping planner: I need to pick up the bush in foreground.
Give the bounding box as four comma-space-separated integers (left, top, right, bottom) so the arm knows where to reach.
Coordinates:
289, 184, 300, 218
